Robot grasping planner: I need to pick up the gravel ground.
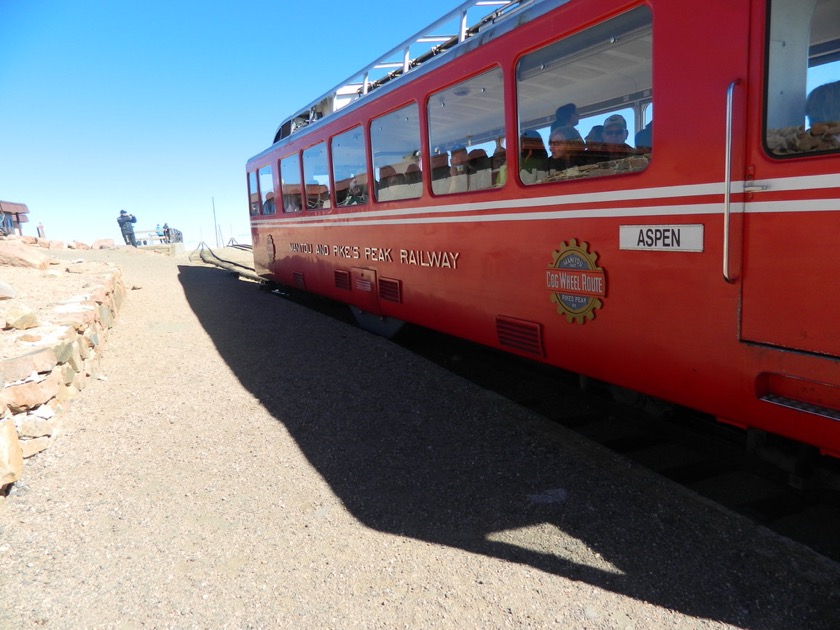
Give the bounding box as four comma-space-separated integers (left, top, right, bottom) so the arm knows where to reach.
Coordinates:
1, 246, 839, 629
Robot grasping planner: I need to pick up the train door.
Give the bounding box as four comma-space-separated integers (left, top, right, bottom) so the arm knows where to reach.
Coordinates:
740, 0, 840, 358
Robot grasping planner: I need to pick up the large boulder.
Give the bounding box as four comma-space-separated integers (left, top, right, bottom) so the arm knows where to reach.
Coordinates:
0, 240, 50, 270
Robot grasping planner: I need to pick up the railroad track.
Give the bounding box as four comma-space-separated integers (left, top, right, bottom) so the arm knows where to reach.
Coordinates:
392, 324, 840, 564
200, 248, 840, 564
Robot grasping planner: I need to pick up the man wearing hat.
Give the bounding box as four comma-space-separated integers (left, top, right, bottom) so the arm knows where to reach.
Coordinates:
117, 210, 138, 247
601, 114, 634, 157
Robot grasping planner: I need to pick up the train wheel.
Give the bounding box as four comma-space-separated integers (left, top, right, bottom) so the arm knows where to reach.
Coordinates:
350, 306, 405, 339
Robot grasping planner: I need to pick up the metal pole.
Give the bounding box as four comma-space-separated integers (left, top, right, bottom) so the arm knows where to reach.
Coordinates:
212, 197, 219, 248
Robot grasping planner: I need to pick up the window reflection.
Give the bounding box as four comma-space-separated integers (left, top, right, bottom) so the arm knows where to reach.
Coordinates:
371, 103, 423, 202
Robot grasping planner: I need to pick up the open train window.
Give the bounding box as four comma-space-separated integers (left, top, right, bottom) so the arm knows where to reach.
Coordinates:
370, 103, 422, 202
765, 0, 840, 156
427, 67, 505, 195
515, 6, 653, 185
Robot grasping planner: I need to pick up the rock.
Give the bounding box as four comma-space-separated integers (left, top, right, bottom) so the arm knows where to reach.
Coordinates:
20, 436, 50, 458
0, 417, 23, 487
15, 415, 56, 438
1, 346, 59, 384
0, 367, 62, 412
0, 240, 50, 269
0, 254, 124, 483
91, 239, 116, 249
66, 261, 113, 274
4, 304, 40, 330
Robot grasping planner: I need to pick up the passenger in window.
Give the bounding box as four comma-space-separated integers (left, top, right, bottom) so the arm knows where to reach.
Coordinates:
520, 130, 548, 169
431, 154, 449, 179
342, 178, 366, 205
601, 114, 635, 157
547, 127, 587, 173
263, 193, 276, 215
450, 147, 470, 173
405, 163, 422, 185
806, 80, 840, 147
585, 125, 604, 144
492, 140, 507, 187
468, 149, 492, 190
449, 146, 472, 193
550, 103, 583, 141
584, 124, 610, 160
635, 121, 653, 151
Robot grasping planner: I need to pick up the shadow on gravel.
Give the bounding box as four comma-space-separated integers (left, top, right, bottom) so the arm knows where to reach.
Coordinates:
179, 265, 839, 630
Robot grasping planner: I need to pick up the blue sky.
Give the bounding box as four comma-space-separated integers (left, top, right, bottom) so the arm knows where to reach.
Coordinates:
0, 0, 457, 247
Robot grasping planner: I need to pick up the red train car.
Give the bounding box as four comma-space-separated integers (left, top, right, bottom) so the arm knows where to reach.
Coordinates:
246, 0, 840, 457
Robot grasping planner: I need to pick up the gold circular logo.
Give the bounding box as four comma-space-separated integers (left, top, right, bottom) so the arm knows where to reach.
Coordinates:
546, 239, 606, 324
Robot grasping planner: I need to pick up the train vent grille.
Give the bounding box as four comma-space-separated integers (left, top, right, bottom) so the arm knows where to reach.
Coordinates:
496, 316, 544, 357
293, 272, 306, 289
334, 270, 351, 291
355, 277, 373, 292
378, 278, 402, 303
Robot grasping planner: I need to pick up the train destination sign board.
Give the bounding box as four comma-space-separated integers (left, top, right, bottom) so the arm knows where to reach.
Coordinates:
619, 224, 704, 252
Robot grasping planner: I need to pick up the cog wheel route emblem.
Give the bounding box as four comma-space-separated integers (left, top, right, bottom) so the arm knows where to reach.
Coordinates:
545, 239, 606, 324
265, 234, 276, 265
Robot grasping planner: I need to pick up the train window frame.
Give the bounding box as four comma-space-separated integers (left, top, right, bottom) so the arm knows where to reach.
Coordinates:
258, 164, 275, 215
370, 102, 423, 203
427, 66, 506, 196
764, 0, 840, 158
331, 126, 370, 207
302, 142, 331, 210
248, 170, 259, 216
515, 6, 653, 186
279, 153, 303, 213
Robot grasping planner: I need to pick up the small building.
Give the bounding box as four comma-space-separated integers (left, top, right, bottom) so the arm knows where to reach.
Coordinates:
0, 201, 30, 236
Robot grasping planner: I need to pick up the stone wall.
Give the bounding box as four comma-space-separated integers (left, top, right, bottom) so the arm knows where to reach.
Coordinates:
0, 238, 125, 492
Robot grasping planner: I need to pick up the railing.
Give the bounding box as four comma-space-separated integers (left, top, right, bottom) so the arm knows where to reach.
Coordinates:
273, 0, 536, 142
134, 230, 170, 246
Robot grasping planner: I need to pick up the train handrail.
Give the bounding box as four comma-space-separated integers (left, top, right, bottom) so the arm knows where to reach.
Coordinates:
723, 79, 740, 284
272, 0, 540, 143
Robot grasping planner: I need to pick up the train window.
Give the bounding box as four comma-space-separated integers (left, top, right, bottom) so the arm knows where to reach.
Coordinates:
515, 6, 652, 185
258, 165, 275, 215
302, 142, 331, 209
248, 171, 259, 216
331, 126, 369, 206
279, 153, 302, 212
765, 0, 840, 156
370, 103, 422, 202
427, 67, 505, 195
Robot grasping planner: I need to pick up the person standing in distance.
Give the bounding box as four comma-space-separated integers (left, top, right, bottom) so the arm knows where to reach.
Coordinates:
117, 210, 138, 247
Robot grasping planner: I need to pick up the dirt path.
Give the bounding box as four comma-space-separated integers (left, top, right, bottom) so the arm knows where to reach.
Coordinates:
2, 247, 839, 629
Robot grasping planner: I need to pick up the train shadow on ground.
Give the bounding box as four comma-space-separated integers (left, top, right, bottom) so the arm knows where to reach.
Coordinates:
178, 265, 840, 630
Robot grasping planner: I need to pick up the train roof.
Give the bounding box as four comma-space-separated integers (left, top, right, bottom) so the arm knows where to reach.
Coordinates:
271, 0, 567, 145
